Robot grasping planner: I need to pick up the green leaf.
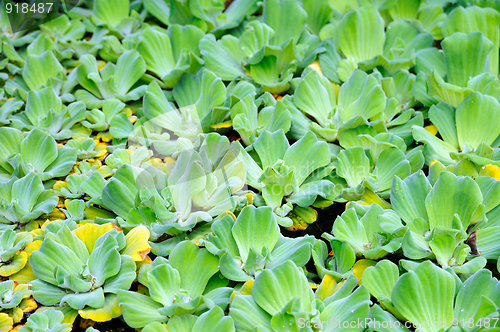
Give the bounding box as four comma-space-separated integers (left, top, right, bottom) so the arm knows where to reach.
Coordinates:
25, 87, 62, 127
30, 237, 84, 288
425, 171, 483, 230
192, 306, 235, 332
20, 128, 57, 174
117, 290, 166, 328
428, 102, 458, 148
456, 92, 500, 150
252, 130, 289, 171
262, 0, 306, 46
138, 26, 204, 88
23, 52, 63, 90
173, 68, 226, 121
168, 241, 219, 297
302, 0, 332, 35
147, 263, 181, 307
336, 5, 385, 64
441, 32, 493, 87
165, 316, 197, 332
88, 234, 121, 287
332, 208, 369, 254
338, 70, 386, 123
93, 0, 129, 27
200, 34, 246, 81
337, 147, 370, 188
61, 288, 105, 310
103, 255, 136, 294
253, 261, 314, 316
391, 170, 431, 224
232, 206, 279, 262
29, 280, 67, 306
369, 147, 410, 192
412, 125, 457, 165
392, 261, 455, 332
0, 127, 22, 175
113, 50, 146, 95
362, 259, 399, 302
388, 0, 420, 20
477, 226, 500, 259
453, 269, 500, 328
367, 305, 410, 332
248, 40, 298, 94
283, 131, 330, 186
101, 165, 140, 219
442, 6, 500, 76
319, 285, 371, 332
230, 295, 273, 332
137, 28, 177, 80
144, 0, 170, 25
415, 48, 446, 77
10, 172, 45, 218
294, 69, 336, 127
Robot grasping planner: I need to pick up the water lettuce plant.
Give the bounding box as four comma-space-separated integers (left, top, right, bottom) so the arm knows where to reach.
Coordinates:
29, 223, 150, 323
2, 0, 500, 330
0, 280, 36, 331
202, 205, 314, 281
241, 129, 332, 224
117, 240, 226, 329
0, 173, 58, 230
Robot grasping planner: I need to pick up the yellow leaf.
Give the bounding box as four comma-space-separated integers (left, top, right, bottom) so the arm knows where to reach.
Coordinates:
359, 189, 392, 209
136, 255, 153, 271
230, 279, 254, 304
10, 308, 23, 324
78, 295, 122, 322
22, 246, 36, 260
332, 82, 341, 100
353, 259, 377, 285
210, 120, 233, 129
46, 306, 79, 324
97, 60, 107, 71
9, 263, 37, 284
245, 192, 254, 205
219, 211, 236, 221
308, 61, 323, 75
122, 225, 151, 261
94, 143, 108, 158
123, 108, 133, 117
12, 284, 30, 297
316, 273, 343, 301
424, 124, 438, 136
73, 223, 117, 253
96, 132, 114, 142
19, 298, 37, 313
0, 252, 27, 277
480, 164, 500, 181
0, 313, 13, 332
99, 166, 115, 178
47, 207, 66, 221
53, 181, 68, 192
163, 157, 176, 164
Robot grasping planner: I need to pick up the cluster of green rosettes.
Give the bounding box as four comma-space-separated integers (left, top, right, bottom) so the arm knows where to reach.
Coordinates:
2, 0, 500, 330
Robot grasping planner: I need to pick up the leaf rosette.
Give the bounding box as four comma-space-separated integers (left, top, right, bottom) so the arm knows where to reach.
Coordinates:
29, 223, 150, 322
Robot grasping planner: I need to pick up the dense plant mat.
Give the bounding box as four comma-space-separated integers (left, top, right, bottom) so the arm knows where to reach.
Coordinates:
2, 0, 500, 331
